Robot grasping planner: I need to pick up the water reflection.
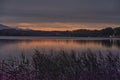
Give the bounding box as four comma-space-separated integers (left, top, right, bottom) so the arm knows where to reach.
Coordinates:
0, 39, 120, 58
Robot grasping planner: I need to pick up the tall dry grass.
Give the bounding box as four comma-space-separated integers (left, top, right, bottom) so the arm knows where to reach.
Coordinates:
0, 50, 120, 80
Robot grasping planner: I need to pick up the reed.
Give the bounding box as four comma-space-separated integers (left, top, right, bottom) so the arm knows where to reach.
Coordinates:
0, 50, 120, 80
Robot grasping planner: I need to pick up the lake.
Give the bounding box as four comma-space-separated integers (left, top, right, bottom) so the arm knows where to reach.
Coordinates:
0, 36, 120, 59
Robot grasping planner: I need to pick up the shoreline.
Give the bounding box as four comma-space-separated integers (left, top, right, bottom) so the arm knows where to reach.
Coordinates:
0, 36, 120, 40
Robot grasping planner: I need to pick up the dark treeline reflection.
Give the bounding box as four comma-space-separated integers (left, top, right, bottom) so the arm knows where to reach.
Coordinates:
74, 40, 120, 48
100, 40, 120, 48
0, 50, 120, 80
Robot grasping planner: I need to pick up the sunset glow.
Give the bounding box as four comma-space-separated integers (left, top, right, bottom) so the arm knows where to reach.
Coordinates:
3, 22, 120, 31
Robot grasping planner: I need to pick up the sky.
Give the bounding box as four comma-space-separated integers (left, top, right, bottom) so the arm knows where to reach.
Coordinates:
0, 0, 120, 31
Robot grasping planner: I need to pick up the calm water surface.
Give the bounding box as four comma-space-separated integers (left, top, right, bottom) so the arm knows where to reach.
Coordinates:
0, 37, 120, 59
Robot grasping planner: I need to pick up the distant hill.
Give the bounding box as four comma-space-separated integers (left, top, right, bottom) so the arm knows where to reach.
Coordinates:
0, 24, 120, 37
0, 24, 12, 30
0, 24, 22, 30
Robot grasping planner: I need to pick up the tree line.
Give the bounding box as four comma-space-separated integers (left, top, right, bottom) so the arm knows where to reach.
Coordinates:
0, 27, 120, 37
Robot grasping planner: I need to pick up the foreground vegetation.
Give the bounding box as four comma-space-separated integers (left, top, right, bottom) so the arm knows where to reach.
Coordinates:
0, 50, 120, 80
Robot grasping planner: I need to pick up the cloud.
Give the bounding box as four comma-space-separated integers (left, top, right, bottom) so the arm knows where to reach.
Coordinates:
0, 0, 120, 24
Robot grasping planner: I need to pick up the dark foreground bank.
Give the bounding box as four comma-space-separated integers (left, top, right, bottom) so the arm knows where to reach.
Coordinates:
0, 50, 120, 80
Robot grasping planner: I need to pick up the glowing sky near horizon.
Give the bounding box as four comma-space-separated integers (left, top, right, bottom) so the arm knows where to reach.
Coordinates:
0, 0, 120, 31
3, 22, 120, 31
